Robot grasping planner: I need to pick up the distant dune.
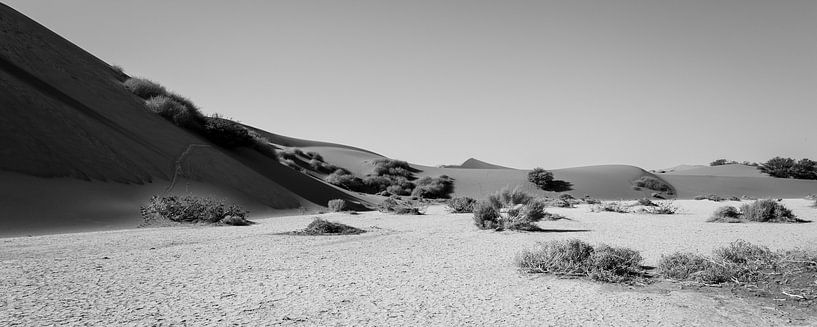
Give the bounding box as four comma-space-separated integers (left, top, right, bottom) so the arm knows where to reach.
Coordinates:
661, 164, 767, 178
441, 158, 515, 170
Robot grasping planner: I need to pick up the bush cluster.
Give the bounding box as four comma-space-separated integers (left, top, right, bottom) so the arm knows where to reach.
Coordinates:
659, 240, 779, 284
759, 157, 817, 179
590, 201, 630, 213
123, 77, 255, 149
516, 239, 645, 283
411, 175, 455, 199
378, 198, 424, 215
636, 201, 679, 215
141, 195, 250, 225
474, 189, 557, 231
708, 205, 742, 223
447, 197, 477, 213
740, 199, 800, 223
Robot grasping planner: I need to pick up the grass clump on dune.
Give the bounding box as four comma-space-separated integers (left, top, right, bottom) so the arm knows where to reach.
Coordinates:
140, 195, 251, 226
516, 239, 645, 283
124, 77, 167, 99
299, 218, 365, 235
327, 199, 348, 212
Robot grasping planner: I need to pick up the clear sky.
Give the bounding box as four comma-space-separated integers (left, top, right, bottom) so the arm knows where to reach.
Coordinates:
6, 0, 816, 169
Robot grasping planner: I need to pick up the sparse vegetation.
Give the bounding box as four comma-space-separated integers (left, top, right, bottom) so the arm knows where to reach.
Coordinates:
448, 197, 477, 213
694, 194, 726, 202
637, 201, 679, 215
328, 199, 348, 212
591, 201, 629, 213
516, 239, 645, 283
636, 198, 656, 206
474, 190, 561, 231
124, 77, 167, 99
372, 159, 415, 179
378, 198, 424, 215
141, 195, 250, 225
659, 240, 817, 302
487, 186, 532, 209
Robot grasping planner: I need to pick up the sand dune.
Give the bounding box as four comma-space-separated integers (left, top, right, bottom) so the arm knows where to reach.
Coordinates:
441, 158, 515, 169
661, 164, 767, 178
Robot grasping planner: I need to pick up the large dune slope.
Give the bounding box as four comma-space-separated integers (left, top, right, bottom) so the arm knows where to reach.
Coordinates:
0, 4, 365, 236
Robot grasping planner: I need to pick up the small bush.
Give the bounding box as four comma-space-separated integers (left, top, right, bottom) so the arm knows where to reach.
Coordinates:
141, 195, 249, 224
637, 198, 656, 206
740, 199, 801, 223
220, 215, 252, 226
519, 200, 546, 222
694, 194, 725, 202
708, 206, 741, 223
306, 151, 324, 161
448, 197, 477, 213
302, 218, 364, 235
411, 175, 454, 199
516, 239, 645, 283
378, 198, 423, 215
326, 171, 365, 191
124, 77, 167, 99
495, 186, 533, 207
473, 201, 501, 229
328, 199, 348, 212
591, 201, 629, 213
638, 201, 678, 215
657, 252, 728, 284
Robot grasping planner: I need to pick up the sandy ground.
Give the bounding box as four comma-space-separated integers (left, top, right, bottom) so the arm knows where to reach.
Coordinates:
2, 199, 816, 326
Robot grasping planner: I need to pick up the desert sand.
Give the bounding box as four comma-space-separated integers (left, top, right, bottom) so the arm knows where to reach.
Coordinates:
3, 200, 816, 326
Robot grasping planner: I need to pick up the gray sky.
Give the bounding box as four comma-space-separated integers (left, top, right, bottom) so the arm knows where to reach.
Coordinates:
7, 0, 816, 169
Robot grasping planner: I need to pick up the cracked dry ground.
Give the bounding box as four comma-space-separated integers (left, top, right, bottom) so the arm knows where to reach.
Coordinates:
2, 201, 817, 326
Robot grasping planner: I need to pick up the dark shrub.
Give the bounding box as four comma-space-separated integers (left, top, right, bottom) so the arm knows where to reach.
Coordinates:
363, 175, 393, 193
710, 159, 738, 166
411, 175, 454, 199
694, 194, 725, 202
202, 116, 253, 148
306, 151, 324, 161
448, 197, 477, 213
760, 157, 797, 178
516, 239, 644, 283
740, 199, 800, 223
221, 215, 252, 226
141, 195, 249, 224
145, 95, 205, 130
124, 77, 167, 99
473, 201, 501, 229
328, 199, 348, 212
528, 167, 573, 192
325, 171, 365, 191
633, 176, 673, 194
303, 218, 364, 235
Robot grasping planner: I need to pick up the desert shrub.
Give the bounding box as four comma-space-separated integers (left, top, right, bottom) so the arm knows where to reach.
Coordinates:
328, 199, 348, 212
202, 115, 253, 148
713, 240, 777, 265
124, 77, 167, 99
633, 176, 673, 194
473, 201, 501, 229
636, 198, 656, 206
638, 201, 678, 215
377, 198, 424, 215
528, 167, 573, 192
708, 206, 741, 223
372, 159, 415, 179
740, 199, 801, 223
306, 151, 323, 161
496, 186, 533, 207
220, 215, 252, 226
759, 157, 817, 179
516, 239, 644, 283
591, 201, 629, 213
448, 197, 477, 213
657, 252, 728, 284
145, 95, 205, 130
710, 159, 738, 166
141, 195, 249, 224
362, 175, 392, 193
325, 171, 364, 191
727, 196, 741, 201
583, 197, 601, 205
302, 218, 364, 235
411, 175, 455, 199
518, 200, 547, 222
694, 194, 725, 202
